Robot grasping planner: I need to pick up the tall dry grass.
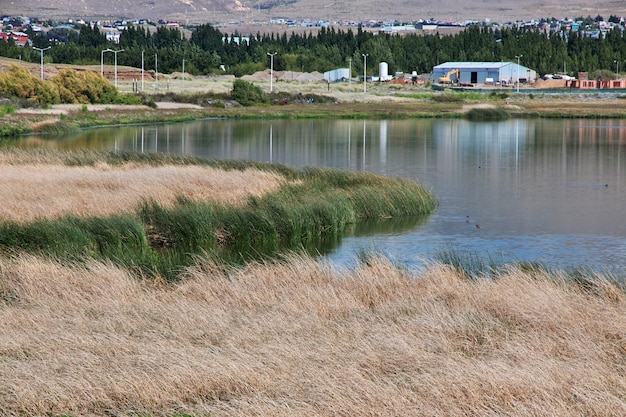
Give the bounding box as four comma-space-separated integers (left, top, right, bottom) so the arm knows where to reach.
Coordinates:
0, 162, 286, 222
0, 253, 624, 416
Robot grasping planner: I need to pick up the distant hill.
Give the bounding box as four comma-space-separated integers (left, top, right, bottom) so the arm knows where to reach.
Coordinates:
1, 0, 621, 27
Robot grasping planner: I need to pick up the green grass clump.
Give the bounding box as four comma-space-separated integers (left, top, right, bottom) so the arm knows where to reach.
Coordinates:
432, 93, 464, 103
465, 107, 511, 121
34, 119, 82, 135
139, 167, 436, 273
0, 123, 29, 137
396, 92, 435, 100
0, 105, 16, 116
489, 91, 510, 100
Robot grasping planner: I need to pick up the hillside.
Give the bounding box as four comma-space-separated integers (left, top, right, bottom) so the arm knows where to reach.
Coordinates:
1, 0, 622, 26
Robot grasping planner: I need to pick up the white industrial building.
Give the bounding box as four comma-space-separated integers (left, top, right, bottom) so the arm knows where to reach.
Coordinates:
433, 61, 536, 85
324, 68, 351, 82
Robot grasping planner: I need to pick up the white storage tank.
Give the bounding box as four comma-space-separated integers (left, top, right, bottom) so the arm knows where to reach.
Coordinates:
379, 62, 391, 81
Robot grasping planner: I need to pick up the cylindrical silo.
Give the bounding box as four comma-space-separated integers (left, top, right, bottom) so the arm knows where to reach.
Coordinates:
379, 62, 388, 81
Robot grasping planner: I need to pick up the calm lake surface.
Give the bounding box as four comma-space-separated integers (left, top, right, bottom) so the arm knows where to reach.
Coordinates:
14, 118, 626, 272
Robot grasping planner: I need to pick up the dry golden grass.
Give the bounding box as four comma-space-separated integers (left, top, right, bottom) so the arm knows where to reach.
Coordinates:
0, 161, 287, 222
0, 253, 624, 416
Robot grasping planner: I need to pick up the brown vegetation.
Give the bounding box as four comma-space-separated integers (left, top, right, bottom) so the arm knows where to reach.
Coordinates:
0, 157, 287, 222
0, 253, 624, 416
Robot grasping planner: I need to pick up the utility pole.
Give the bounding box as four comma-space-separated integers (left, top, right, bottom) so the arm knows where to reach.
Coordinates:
267, 52, 277, 93
362, 53, 368, 94
111, 49, 124, 88
101, 48, 113, 77
33, 46, 51, 80
515, 55, 523, 93
348, 57, 352, 87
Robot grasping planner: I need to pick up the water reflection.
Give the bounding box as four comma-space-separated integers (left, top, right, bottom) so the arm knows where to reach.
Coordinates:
9, 118, 626, 273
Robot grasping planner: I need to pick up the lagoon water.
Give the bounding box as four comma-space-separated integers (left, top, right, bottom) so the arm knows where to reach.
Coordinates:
15, 118, 626, 272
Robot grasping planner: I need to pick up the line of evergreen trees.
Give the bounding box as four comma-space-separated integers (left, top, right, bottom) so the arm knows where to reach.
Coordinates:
1, 22, 625, 78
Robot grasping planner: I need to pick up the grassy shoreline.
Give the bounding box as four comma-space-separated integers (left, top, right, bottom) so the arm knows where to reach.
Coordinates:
0, 150, 437, 280
3, 91, 626, 137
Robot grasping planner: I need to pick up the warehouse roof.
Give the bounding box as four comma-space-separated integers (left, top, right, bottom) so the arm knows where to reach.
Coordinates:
434, 62, 515, 69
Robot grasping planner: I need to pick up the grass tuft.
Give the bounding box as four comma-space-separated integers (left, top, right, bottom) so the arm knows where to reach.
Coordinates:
465, 107, 511, 121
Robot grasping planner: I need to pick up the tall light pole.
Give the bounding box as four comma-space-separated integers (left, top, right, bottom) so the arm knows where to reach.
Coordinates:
348, 57, 352, 87
33, 46, 51, 80
267, 52, 277, 93
362, 53, 368, 94
515, 54, 523, 93
101, 48, 113, 77
615, 59, 619, 79
182, 59, 185, 92
141, 50, 145, 91
111, 49, 124, 88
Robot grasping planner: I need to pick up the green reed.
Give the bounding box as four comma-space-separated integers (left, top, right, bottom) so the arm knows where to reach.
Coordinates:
0, 160, 437, 281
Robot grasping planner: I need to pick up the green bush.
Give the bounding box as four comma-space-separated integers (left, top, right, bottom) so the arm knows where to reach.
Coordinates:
231, 79, 268, 106
0, 65, 60, 106
52, 68, 118, 104
0, 65, 124, 106
35, 119, 81, 135
465, 107, 511, 121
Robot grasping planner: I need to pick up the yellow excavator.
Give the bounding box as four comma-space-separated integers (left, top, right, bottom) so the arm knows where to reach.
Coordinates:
438, 68, 459, 84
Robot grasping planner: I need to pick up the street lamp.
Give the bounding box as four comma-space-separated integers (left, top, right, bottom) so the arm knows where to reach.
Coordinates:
347, 57, 352, 87
515, 54, 523, 93
101, 48, 113, 77
111, 49, 124, 88
615, 60, 619, 79
362, 53, 368, 94
33, 46, 51, 80
267, 52, 277, 93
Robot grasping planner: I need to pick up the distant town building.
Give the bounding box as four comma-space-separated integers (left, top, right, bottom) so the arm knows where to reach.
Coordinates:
0, 30, 30, 46
433, 61, 536, 85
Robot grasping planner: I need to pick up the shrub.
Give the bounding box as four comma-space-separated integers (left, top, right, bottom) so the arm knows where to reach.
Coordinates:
465, 107, 511, 121
0, 65, 60, 106
489, 91, 510, 100
51, 68, 118, 104
0, 65, 123, 106
231, 79, 268, 106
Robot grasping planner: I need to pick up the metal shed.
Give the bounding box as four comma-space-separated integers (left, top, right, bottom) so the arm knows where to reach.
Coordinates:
324, 68, 351, 82
433, 62, 536, 85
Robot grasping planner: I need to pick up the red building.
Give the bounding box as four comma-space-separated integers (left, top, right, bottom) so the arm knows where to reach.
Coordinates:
0, 31, 31, 47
